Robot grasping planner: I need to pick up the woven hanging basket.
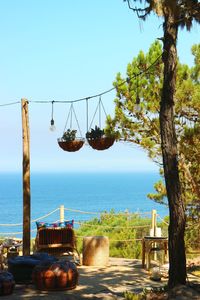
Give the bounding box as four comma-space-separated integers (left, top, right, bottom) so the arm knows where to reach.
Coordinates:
87, 137, 115, 150
58, 139, 84, 152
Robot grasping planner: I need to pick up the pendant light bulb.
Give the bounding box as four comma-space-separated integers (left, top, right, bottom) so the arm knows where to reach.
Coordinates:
49, 101, 56, 131
50, 119, 56, 132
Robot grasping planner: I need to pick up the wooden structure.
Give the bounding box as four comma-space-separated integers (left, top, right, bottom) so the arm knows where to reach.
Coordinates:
142, 236, 168, 270
35, 227, 80, 260
21, 99, 31, 256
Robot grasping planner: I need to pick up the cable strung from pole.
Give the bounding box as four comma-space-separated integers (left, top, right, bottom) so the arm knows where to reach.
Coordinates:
29, 53, 162, 104
0, 101, 20, 107
0, 53, 162, 107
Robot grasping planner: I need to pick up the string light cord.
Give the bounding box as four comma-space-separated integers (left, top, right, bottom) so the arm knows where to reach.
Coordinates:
0, 52, 162, 107
28, 52, 163, 104
0, 101, 20, 107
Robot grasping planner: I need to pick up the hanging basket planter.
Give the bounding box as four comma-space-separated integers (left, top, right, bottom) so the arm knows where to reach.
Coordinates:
58, 129, 84, 152
86, 126, 115, 151
58, 138, 84, 152
87, 136, 115, 150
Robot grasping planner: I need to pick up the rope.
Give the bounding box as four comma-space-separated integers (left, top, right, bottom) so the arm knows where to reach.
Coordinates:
31, 207, 60, 222
64, 207, 152, 216
125, 211, 152, 216
0, 207, 60, 226
0, 207, 153, 228
110, 238, 142, 242
0, 223, 23, 227
157, 214, 169, 226
76, 235, 142, 242
64, 208, 100, 215
0, 229, 37, 235
74, 221, 150, 229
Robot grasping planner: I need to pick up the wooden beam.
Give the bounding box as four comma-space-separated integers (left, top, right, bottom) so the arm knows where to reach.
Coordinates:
21, 98, 31, 255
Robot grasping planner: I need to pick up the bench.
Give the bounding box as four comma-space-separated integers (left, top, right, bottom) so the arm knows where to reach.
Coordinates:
35, 227, 80, 261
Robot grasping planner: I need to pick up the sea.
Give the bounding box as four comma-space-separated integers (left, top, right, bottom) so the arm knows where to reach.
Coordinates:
0, 172, 168, 238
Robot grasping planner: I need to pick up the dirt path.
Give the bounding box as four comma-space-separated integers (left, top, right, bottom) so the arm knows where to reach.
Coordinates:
1, 258, 200, 299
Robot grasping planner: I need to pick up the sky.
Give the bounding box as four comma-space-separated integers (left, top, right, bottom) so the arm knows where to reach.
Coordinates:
0, 0, 199, 173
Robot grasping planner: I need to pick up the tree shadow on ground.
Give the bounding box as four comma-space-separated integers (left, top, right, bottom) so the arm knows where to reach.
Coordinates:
2, 258, 170, 299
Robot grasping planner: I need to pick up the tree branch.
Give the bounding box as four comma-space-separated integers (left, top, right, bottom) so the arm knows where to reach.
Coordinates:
125, 0, 152, 19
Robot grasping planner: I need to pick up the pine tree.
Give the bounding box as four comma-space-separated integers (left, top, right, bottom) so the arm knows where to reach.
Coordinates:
122, 0, 200, 288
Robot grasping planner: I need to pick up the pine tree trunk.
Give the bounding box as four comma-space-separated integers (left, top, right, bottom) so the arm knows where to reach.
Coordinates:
160, 14, 187, 288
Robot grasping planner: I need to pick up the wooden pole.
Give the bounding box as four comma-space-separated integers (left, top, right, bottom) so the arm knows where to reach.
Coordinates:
21, 99, 31, 255
151, 209, 157, 237
60, 205, 64, 222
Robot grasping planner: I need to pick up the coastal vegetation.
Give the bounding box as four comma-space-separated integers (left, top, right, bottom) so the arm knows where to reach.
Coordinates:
76, 211, 199, 259
76, 211, 168, 259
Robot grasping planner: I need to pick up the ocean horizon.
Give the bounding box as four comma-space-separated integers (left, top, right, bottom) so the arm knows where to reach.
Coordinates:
0, 171, 168, 238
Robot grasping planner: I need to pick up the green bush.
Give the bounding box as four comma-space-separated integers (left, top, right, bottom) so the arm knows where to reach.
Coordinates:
76, 211, 159, 259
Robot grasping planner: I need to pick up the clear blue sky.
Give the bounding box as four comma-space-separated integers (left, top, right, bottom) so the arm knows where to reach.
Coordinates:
0, 0, 199, 173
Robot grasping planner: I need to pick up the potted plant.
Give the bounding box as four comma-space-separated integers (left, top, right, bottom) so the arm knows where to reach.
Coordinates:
86, 125, 115, 150
58, 129, 84, 152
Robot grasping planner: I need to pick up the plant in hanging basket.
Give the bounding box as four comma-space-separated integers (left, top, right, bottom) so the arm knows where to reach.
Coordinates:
86, 126, 115, 150
58, 129, 84, 152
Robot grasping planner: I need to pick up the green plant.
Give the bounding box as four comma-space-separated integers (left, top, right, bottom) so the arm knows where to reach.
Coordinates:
86, 126, 104, 140
124, 291, 145, 300
76, 211, 153, 259
86, 124, 117, 140
62, 129, 77, 141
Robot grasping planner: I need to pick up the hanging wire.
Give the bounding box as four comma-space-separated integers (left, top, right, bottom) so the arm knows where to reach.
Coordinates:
89, 100, 100, 131
100, 97, 108, 118
0, 101, 20, 107
1, 53, 163, 107
88, 96, 109, 130
28, 53, 163, 105
63, 103, 73, 133
51, 101, 54, 120
63, 103, 83, 138
72, 104, 83, 138
86, 98, 89, 132
49, 100, 56, 131
70, 103, 73, 129
99, 96, 101, 129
